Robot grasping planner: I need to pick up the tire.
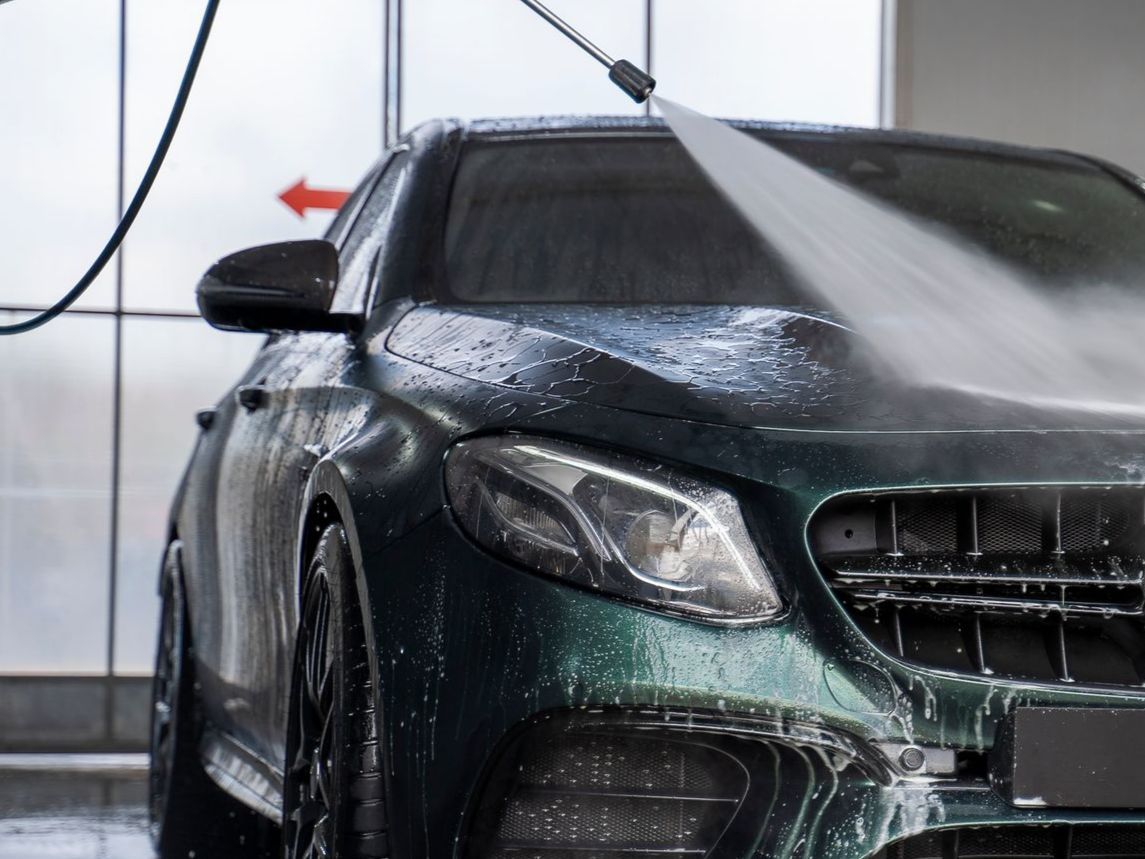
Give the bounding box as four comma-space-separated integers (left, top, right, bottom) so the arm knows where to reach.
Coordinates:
150, 540, 276, 858
283, 524, 389, 859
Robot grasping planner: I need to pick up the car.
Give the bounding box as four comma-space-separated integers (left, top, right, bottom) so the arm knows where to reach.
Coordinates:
150, 115, 1145, 859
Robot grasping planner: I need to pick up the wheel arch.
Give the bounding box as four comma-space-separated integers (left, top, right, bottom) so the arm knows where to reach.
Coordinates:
297, 462, 383, 713
297, 459, 368, 602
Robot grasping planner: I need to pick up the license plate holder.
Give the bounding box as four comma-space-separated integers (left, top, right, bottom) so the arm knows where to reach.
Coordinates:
993, 707, 1145, 809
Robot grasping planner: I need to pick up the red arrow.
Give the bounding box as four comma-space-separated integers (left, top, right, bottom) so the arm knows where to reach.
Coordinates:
278, 178, 351, 218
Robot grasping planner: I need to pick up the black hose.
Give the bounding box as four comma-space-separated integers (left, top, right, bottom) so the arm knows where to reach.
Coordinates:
0, 0, 220, 335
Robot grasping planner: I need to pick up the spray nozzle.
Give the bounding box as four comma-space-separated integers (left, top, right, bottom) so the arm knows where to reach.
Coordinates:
519, 0, 657, 104
608, 59, 656, 104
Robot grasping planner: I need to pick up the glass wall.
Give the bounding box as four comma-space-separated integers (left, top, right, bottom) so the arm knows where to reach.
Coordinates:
0, 0, 380, 680
0, 0, 882, 687
0, 0, 119, 311
402, 0, 647, 130
652, 0, 882, 125
122, 0, 384, 312
401, 0, 883, 127
0, 314, 114, 673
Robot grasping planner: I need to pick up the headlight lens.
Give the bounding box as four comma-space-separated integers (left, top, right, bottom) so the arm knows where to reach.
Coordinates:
444, 436, 782, 622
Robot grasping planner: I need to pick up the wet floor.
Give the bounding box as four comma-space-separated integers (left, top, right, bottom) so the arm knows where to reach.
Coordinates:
0, 757, 152, 859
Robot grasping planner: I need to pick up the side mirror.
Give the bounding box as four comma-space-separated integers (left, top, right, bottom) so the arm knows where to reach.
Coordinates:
196, 240, 352, 333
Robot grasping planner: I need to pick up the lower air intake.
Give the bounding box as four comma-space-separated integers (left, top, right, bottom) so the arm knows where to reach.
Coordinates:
880, 825, 1145, 858
465, 723, 749, 859
810, 486, 1145, 688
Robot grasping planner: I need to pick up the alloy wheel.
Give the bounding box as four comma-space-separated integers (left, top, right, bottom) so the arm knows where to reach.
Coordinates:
149, 571, 182, 837
287, 572, 339, 858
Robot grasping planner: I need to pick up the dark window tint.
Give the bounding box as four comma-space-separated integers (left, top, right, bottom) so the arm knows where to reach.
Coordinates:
442, 136, 1145, 305
332, 151, 410, 313
325, 163, 380, 250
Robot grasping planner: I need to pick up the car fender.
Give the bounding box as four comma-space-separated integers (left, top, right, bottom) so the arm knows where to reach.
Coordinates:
297, 458, 368, 598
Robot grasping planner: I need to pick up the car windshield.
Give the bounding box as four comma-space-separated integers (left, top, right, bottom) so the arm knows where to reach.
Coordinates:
442, 135, 1145, 304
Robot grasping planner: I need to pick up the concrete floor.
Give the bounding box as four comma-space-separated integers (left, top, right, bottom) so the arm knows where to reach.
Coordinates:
0, 757, 152, 859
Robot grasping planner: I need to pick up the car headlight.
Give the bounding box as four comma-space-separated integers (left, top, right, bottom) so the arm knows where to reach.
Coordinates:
444, 436, 782, 622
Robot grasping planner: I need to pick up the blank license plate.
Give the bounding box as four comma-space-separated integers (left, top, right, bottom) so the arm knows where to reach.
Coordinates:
994, 707, 1145, 809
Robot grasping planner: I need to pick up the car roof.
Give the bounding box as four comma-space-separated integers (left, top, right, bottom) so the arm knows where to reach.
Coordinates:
444, 114, 1109, 170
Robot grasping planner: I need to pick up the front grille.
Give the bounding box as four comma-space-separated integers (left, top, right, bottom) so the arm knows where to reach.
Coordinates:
810, 487, 1145, 687
879, 825, 1145, 858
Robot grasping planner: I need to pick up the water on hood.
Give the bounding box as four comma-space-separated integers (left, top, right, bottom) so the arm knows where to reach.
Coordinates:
656, 96, 1145, 415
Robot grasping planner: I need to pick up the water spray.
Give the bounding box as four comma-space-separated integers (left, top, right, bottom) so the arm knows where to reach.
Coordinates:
518, 0, 656, 103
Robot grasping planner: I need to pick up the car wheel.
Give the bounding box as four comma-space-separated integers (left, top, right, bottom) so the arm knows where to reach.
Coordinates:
283, 524, 388, 859
150, 540, 275, 858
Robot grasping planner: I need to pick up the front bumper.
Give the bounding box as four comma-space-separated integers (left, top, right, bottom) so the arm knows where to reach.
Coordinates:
367, 502, 1145, 859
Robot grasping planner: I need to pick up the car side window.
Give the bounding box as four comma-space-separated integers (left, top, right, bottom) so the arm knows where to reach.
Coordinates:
329, 150, 411, 315
324, 165, 383, 250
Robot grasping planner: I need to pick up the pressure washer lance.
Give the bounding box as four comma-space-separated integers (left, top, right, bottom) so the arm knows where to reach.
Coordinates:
518, 0, 656, 103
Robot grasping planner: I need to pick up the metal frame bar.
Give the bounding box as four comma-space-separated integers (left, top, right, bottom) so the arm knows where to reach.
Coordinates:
0, 305, 198, 319
644, 0, 653, 117
105, 0, 129, 747
384, 0, 403, 147
879, 0, 899, 127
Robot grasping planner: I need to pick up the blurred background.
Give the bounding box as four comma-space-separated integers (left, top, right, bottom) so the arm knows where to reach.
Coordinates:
2, 0, 1143, 752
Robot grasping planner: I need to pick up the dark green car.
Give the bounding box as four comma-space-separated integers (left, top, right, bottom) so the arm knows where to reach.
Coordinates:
150, 116, 1145, 859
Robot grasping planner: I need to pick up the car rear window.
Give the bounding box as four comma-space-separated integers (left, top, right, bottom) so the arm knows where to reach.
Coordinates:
442, 135, 1145, 305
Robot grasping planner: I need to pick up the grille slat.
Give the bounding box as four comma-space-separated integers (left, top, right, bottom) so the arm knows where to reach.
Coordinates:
966, 612, 988, 675
838, 588, 1143, 617
811, 487, 1145, 689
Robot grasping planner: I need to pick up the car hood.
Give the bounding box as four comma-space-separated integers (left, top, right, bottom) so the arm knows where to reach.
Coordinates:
386, 304, 1145, 432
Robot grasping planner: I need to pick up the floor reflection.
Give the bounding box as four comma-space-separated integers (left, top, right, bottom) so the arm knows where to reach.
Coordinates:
0, 765, 152, 859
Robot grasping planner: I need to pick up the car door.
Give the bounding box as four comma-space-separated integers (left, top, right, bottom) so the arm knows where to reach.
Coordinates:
207, 150, 412, 769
